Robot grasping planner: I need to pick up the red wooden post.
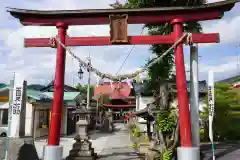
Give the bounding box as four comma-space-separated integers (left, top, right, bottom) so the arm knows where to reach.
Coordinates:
48, 22, 68, 145
171, 18, 192, 147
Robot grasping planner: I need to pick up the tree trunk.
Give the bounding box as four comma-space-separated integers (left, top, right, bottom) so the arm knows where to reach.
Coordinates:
203, 120, 209, 141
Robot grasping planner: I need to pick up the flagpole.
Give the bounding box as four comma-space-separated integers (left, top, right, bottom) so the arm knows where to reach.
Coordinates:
4, 73, 15, 160
208, 70, 215, 160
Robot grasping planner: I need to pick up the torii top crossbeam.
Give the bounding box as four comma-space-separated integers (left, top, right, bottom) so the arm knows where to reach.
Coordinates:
7, 0, 237, 26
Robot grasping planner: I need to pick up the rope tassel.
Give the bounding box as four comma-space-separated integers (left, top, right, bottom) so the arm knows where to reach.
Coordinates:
94, 74, 99, 87
110, 80, 113, 89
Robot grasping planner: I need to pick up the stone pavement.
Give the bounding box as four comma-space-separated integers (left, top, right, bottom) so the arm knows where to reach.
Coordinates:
35, 133, 109, 159
35, 123, 142, 160
2, 124, 240, 159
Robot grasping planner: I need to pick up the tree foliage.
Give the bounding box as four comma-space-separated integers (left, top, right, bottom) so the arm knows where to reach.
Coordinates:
201, 83, 240, 141
75, 83, 94, 99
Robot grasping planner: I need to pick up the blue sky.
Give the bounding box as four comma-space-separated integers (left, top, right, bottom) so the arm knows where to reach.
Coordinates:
0, 0, 239, 86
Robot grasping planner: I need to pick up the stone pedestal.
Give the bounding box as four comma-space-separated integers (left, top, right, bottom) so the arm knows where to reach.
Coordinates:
66, 113, 97, 160
67, 138, 96, 160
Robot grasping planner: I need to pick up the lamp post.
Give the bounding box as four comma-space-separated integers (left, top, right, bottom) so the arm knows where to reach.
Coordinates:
77, 60, 92, 124
77, 58, 91, 110
86, 57, 91, 110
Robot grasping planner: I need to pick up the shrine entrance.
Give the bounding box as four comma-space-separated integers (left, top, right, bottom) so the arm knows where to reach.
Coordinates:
7, 1, 237, 159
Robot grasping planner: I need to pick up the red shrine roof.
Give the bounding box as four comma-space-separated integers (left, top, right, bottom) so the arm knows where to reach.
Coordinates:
94, 82, 133, 99
7, 0, 238, 26
233, 84, 240, 90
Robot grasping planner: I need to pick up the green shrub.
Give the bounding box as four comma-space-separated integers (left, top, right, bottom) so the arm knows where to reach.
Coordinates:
200, 129, 205, 141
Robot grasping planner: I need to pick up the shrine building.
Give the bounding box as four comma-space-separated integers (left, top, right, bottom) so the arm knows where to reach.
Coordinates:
93, 82, 136, 122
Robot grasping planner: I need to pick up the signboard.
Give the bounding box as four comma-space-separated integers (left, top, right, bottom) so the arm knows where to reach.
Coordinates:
9, 73, 24, 137
109, 14, 128, 44
208, 70, 215, 160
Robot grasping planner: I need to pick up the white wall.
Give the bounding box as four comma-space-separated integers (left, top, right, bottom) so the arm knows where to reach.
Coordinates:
170, 97, 206, 112
25, 102, 33, 136
136, 96, 154, 123
137, 96, 155, 111
0, 102, 9, 109
0, 101, 33, 136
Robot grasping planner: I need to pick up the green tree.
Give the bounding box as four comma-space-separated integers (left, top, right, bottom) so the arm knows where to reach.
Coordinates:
75, 83, 94, 99
110, 0, 206, 159
201, 83, 240, 141
110, 0, 204, 88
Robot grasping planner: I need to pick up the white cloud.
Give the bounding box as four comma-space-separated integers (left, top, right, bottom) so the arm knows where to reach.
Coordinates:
200, 1, 240, 46
202, 16, 240, 45
0, 0, 149, 85
185, 55, 239, 81
199, 56, 239, 73
0, 0, 239, 86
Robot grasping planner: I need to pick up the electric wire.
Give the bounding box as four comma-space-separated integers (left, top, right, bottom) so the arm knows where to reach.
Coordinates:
115, 27, 145, 75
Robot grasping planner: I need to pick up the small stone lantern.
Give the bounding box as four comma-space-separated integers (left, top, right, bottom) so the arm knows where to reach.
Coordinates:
66, 101, 97, 160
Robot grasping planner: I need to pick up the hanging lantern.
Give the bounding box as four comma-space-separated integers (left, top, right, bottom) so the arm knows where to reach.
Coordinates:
78, 64, 84, 80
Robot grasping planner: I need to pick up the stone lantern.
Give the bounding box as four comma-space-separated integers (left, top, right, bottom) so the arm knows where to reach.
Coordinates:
66, 101, 97, 160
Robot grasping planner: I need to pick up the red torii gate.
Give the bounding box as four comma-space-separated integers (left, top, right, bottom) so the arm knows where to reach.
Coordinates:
7, 0, 237, 159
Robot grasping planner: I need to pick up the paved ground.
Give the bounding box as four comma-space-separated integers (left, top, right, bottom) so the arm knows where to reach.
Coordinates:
35, 123, 142, 160
1, 124, 240, 159
32, 124, 240, 160
96, 124, 142, 160
201, 142, 240, 160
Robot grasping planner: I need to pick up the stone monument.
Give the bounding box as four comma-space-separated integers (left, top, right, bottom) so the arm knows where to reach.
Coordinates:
100, 110, 113, 133
66, 101, 97, 160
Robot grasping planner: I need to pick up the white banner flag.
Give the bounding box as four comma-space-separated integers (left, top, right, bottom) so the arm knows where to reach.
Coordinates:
208, 70, 214, 141
9, 73, 24, 137
208, 70, 215, 160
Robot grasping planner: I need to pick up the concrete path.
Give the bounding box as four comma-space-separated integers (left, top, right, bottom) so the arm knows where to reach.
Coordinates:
35, 123, 142, 160
35, 133, 109, 159
97, 123, 141, 160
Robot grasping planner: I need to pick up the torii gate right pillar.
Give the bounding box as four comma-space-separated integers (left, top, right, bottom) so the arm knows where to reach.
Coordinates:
171, 18, 200, 159
172, 18, 192, 147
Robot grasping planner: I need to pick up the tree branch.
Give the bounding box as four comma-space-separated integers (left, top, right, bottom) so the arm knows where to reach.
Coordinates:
157, 126, 166, 149
170, 119, 180, 150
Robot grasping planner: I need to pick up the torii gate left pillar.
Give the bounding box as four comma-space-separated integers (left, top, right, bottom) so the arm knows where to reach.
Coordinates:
42, 22, 68, 160
7, 1, 237, 159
